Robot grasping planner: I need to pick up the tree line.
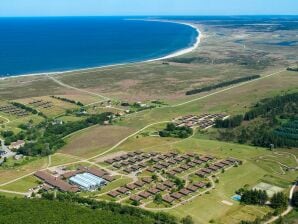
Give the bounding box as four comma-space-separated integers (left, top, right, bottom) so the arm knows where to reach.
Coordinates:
41, 192, 182, 224
11, 102, 46, 118
50, 96, 84, 106
185, 75, 260, 95
0, 196, 156, 224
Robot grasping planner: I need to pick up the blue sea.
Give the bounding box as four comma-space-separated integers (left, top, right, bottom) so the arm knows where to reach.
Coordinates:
0, 17, 198, 77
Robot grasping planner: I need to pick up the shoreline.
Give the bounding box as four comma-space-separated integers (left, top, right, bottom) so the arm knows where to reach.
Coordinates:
0, 20, 201, 80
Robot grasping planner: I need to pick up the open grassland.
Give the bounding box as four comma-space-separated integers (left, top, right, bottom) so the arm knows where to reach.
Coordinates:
60, 125, 137, 158
0, 76, 66, 100
0, 191, 24, 198
49, 153, 81, 167
0, 157, 48, 185
118, 70, 298, 130
109, 133, 296, 223
0, 175, 40, 193
0, 112, 44, 134
15, 96, 79, 118
0, 19, 296, 102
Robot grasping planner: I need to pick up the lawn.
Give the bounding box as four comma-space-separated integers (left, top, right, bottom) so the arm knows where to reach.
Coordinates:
0, 175, 40, 193
167, 161, 272, 224
60, 125, 137, 158
0, 157, 48, 185
50, 153, 82, 167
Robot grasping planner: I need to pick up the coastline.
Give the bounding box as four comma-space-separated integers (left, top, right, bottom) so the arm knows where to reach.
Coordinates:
0, 20, 201, 80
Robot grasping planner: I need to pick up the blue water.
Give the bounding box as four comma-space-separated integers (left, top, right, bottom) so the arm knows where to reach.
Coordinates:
231, 194, 241, 201
0, 17, 198, 77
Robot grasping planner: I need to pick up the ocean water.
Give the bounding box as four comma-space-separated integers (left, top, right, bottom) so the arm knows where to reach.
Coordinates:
0, 17, 198, 77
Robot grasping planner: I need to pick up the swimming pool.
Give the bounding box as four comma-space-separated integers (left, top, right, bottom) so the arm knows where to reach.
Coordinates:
231, 194, 241, 201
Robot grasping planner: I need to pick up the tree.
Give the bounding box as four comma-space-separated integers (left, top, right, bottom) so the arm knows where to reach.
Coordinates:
270, 192, 288, 209
154, 193, 163, 205
181, 215, 194, 224
292, 191, 298, 207
240, 189, 268, 206
152, 174, 158, 181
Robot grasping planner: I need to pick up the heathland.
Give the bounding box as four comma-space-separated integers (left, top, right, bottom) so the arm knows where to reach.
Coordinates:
0, 16, 297, 224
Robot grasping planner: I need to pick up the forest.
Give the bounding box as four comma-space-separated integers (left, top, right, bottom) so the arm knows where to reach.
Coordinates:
0, 196, 158, 224
215, 92, 298, 148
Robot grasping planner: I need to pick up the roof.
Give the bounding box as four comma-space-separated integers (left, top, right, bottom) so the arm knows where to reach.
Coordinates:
209, 165, 219, 171
193, 182, 206, 188
147, 167, 156, 172
134, 180, 146, 187
87, 167, 108, 178
179, 188, 191, 195
164, 180, 175, 188
35, 171, 79, 193
102, 175, 115, 182
130, 195, 142, 202
171, 192, 183, 199
180, 164, 190, 170
108, 191, 120, 197
196, 171, 207, 177
187, 162, 196, 167
166, 170, 176, 176
202, 168, 212, 174
139, 191, 151, 198
10, 140, 25, 148
148, 188, 160, 194
163, 195, 175, 203
126, 183, 137, 190
156, 184, 167, 191
186, 185, 198, 192
117, 187, 129, 194
142, 177, 153, 183
193, 159, 203, 164
214, 163, 225, 168
105, 159, 114, 164
173, 167, 183, 173
200, 157, 209, 162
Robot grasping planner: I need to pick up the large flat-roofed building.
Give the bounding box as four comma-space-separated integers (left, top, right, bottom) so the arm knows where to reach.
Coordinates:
69, 172, 106, 191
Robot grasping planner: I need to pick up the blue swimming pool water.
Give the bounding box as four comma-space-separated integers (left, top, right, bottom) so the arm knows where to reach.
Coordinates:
231, 194, 241, 201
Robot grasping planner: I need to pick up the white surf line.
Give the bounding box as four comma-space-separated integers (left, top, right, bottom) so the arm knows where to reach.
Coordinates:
46, 75, 110, 101
1, 20, 201, 82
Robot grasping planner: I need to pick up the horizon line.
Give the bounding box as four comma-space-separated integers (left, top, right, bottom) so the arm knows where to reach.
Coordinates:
0, 14, 298, 18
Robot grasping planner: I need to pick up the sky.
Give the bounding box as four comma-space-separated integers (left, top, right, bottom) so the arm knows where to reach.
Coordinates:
0, 0, 297, 17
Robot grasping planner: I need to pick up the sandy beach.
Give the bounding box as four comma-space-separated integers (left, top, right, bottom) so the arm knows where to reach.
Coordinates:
0, 20, 201, 80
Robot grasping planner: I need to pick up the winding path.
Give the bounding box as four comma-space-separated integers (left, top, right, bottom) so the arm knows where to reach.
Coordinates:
0, 115, 10, 125
264, 183, 296, 224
